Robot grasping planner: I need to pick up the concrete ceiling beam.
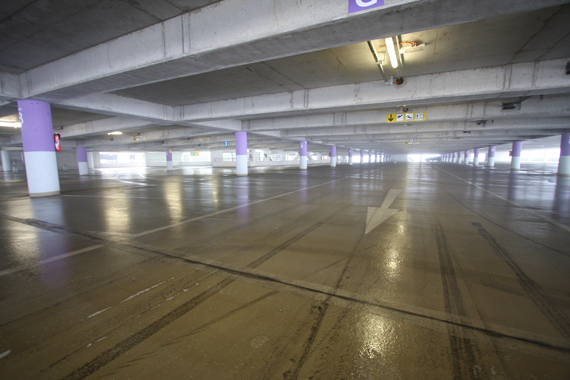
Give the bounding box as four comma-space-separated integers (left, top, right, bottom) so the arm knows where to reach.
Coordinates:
250, 96, 570, 132
182, 59, 570, 121
18, 0, 566, 102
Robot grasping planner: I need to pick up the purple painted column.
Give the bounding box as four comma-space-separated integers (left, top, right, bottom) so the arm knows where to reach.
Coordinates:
77, 147, 88, 175
330, 145, 337, 167
558, 133, 570, 176
166, 149, 173, 170
348, 148, 353, 165
360, 149, 364, 164
464, 150, 469, 165
299, 141, 308, 170
511, 141, 523, 170
473, 148, 480, 166
487, 146, 496, 167
18, 100, 60, 197
235, 131, 248, 176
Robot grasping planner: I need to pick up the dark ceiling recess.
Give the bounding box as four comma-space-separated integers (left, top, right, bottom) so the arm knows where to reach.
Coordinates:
502, 96, 532, 110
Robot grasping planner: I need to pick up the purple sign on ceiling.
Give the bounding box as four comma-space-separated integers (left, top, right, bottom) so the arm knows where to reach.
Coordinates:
348, 0, 385, 14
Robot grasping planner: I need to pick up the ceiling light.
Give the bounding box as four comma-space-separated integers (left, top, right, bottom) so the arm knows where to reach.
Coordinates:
107, 131, 123, 135
0, 121, 21, 128
386, 37, 399, 69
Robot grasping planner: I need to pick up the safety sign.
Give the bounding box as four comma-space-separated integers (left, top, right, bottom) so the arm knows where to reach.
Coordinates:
386, 112, 426, 123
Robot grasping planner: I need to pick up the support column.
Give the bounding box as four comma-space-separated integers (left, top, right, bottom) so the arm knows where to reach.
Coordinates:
1, 151, 10, 172
511, 141, 522, 170
299, 141, 307, 170
487, 146, 496, 167
473, 149, 480, 166
166, 149, 173, 170
235, 132, 248, 176
87, 152, 95, 169
18, 100, 60, 197
464, 150, 469, 165
360, 149, 364, 164
558, 133, 570, 176
348, 148, 353, 165
368, 150, 372, 163
330, 145, 337, 167
77, 147, 88, 175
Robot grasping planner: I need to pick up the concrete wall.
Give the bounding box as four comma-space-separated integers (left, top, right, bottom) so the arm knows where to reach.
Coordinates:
55, 150, 79, 170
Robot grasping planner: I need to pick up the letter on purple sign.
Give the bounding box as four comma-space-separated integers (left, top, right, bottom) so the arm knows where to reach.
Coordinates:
348, 0, 385, 14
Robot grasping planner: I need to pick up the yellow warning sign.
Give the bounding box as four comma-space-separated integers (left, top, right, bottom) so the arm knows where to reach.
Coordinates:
386, 112, 426, 123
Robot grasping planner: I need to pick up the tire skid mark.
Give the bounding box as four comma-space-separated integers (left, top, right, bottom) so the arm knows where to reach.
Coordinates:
286, 183, 400, 379
442, 189, 569, 257
472, 222, 570, 340
60, 204, 351, 380
426, 214, 483, 380
456, 261, 514, 378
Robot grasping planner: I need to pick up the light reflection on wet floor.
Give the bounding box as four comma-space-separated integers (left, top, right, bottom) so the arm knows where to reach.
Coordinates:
0, 162, 569, 379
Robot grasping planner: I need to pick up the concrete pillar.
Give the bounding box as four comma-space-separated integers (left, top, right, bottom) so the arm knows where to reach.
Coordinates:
473, 149, 480, 166
487, 146, 496, 167
464, 150, 469, 165
511, 141, 522, 170
17, 100, 60, 197
368, 150, 372, 163
77, 147, 88, 175
360, 149, 364, 164
1, 151, 10, 172
87, 152, 95, 169
166, 149, 173, 170
330, 145, 337, 167
348, 148, 353, 165
299, 141, 307, 170
235, 131, 248, 176
558, 133, 570, 176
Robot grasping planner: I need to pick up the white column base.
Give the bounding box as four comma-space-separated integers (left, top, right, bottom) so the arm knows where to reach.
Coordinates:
24, 151, 60, 196
474, 158, 479, 166
558, 156, 570, 176
348, 157, 353, 165
300, 156, 307, 170
330, 157, 337, 167
511, 156, 521, 170
1, 151, 10, 172
236, 155, 248, 176
488, 157, 495, 167
167, 161, 173, 170
78, 161, 89, 175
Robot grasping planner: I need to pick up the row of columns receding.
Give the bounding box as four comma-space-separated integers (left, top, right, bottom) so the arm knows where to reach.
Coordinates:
443, 137, 570, 176
5, 100, 570, 197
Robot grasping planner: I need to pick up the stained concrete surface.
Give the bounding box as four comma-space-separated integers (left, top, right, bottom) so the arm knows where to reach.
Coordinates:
0, 162, 569, 379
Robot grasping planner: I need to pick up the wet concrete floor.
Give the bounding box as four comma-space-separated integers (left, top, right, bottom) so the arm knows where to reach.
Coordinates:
0, 162, 569, 379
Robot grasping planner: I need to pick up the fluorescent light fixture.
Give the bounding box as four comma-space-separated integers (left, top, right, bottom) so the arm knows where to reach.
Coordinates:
386, 37, 398, 69
0, 121, 21, 128
107, 131, 123, 135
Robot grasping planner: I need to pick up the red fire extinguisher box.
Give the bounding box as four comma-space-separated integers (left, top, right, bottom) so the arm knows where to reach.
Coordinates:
54, 133, 61, 152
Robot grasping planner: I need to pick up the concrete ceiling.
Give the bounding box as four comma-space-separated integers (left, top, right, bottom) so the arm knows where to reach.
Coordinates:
0, 0, 222, 73
0, 0, 569, 155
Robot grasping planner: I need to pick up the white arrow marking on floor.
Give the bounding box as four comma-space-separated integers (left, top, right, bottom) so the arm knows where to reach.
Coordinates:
365, 189, 401, 234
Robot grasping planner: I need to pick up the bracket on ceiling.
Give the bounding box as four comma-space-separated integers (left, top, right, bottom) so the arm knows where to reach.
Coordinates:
367, 40, 388, 84
502, 96, 531, 110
